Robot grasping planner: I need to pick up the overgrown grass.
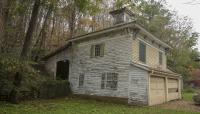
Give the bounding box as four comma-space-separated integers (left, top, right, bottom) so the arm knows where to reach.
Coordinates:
182, 92, 196, 101
182, 88, 198, 102
0, 98, 199, 114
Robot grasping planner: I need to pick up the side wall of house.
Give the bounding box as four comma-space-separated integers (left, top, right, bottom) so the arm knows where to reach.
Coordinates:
45, 47, 72, 79
70, 32, 133, 98
132, 35, 167, 70
45, 30, 134, 98
128, 66, 149, 105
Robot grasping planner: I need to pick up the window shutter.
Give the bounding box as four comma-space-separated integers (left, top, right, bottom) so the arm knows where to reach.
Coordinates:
100, 43, 105, 57
101, 73, 106, 89
139, 41, 146, 63
159, 52, 163, 65
90, 45, 95, 58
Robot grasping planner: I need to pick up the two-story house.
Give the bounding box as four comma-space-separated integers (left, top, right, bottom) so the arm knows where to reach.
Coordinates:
43, 8, 182, 106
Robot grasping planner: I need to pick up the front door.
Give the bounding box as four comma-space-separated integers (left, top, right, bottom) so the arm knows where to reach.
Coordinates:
56, 60, 69, 80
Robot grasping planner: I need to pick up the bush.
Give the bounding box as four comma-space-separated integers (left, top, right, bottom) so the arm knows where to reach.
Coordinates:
183, 87, 196, 93
38, 80, 71, 99
193, 93, 200, 104
0, 55, 46, 103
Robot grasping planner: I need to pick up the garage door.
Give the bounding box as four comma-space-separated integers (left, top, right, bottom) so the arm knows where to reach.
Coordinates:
150, 76, 166, 105
168, 78, 179, 101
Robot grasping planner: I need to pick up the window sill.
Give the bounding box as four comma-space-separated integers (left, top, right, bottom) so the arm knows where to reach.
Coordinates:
101, 88, 118, 91
138, 62, 148, 67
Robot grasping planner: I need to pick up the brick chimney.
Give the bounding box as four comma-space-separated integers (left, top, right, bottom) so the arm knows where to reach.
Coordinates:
109, 7, 135, 25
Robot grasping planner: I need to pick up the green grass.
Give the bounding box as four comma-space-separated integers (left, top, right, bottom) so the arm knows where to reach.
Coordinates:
0, 98, 199, 114
182, 92, 196, 101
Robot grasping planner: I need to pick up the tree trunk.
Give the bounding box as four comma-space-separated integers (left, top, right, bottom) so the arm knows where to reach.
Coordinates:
0, 0, 10, 53
20, 0, 41, 59
68, 5, 76, 39
34, 7, 52, 61
0, 1, 5, 43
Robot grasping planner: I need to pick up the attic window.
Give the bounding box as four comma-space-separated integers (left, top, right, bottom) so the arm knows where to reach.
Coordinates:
91, 43, 105, 57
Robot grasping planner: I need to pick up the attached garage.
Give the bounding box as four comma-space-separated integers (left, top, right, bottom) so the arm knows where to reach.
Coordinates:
150, 76, 166, 105
148, 70, 182, 106
130, 64, 182, 106
168, 78, 179, 101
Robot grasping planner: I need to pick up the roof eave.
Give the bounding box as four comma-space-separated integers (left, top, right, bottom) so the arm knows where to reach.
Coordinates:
134, 24, 172, 49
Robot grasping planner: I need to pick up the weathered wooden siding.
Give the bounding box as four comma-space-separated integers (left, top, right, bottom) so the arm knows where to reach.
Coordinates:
132, 36, 167, 70
45, 31, 133, 98
70, 33, 133, 98
128, 66, 149, 105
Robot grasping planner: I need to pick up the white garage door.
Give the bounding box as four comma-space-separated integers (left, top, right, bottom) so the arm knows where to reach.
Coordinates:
150, 76, 166, 105
168, 78, 179, 101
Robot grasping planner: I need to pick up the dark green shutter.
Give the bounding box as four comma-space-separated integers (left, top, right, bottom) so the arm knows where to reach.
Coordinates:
139, 41, 146, 63
100, 43, 105, 57
159, 52, 163, 65
101, 73, 106, 89
90, 45, 95, 58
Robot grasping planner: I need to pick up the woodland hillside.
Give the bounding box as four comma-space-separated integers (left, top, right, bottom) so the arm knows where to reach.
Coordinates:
0, 0, 199, 81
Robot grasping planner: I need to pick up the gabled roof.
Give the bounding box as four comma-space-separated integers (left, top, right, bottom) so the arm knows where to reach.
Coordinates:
43, 21, 172, 60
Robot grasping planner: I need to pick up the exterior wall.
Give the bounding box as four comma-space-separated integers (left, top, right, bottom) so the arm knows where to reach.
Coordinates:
128, 66, 149, 105
45, 30, 134, 99
132, 36, 167, 70
70, 32, 132, 98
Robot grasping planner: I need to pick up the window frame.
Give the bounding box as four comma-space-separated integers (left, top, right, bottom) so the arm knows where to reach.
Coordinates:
139, 41, 146, 63
91, 43, 105, 58
101, 73, 118, 90
78, 74, 84, 87
94, 44, 101, 57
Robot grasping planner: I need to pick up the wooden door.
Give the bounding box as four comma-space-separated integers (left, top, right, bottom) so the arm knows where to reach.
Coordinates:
150, 76, 166, 105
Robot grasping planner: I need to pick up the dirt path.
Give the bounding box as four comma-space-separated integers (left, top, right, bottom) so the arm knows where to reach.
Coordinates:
158, 100, 200, 112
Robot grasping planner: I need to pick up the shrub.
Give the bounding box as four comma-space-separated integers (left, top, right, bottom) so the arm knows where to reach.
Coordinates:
38, 80, 71, 99
0, 54, 46, 103
183, 87, 196, 93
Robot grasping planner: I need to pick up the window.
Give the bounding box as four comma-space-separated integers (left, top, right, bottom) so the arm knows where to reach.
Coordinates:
91, 43, 105, 57
139, 41, 146, 63
95, 44, 101, 56
159, 52, 163, 65
168, 88, 178, 93
79, 74, 84, 87
101, 73, 118, 90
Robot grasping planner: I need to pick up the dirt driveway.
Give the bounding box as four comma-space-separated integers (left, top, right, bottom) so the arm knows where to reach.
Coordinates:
158, 100, 200, 112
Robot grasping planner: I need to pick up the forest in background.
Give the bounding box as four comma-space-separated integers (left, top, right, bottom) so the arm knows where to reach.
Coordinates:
0, 0, 199, 80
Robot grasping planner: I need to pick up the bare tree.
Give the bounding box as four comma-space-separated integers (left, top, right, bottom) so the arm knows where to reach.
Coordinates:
20, 0, 41, 59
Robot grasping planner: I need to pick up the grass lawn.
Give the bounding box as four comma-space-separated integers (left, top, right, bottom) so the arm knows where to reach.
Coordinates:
182, 92, 196, 101
0, 97, 200, 114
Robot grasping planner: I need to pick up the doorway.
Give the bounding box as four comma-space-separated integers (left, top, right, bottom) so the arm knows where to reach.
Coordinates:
56, 60, 69, 80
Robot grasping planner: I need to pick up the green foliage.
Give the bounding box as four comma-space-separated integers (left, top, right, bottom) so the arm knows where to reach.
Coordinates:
0, 54, 46, 97
0, 98, 199, 114
183, 92, 195, 102
168, 49, 200, 79
39, 80, 71, 99
183, 87, 196, 93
